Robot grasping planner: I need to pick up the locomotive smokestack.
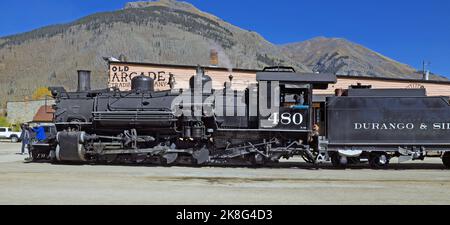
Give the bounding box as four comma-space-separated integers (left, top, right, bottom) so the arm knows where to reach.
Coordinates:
77, 70, 91, 92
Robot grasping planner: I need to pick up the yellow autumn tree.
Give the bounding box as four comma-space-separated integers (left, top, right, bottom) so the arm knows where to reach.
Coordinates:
32, 87, 51, 100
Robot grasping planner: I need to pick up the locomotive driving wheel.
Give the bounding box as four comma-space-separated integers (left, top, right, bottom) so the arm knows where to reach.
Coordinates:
442, 152, 450, 169
330, 152, 348, 169
369, 152, 390, 169
250, 153, 266, 167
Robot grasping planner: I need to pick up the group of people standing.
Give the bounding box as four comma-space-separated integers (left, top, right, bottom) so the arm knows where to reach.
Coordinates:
18, 124, 47, 155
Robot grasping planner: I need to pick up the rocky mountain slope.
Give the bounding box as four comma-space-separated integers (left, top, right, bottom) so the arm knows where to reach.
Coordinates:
0, 0, 309, 107
0, 0, 446, 108
280, 37, 446, 80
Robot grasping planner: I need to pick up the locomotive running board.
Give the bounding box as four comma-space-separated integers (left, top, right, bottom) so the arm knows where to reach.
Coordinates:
217, 128, 312, 133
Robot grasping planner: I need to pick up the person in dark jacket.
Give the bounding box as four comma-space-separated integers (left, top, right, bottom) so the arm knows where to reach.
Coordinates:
19, 124, 30, 155
294, 92, 305, 105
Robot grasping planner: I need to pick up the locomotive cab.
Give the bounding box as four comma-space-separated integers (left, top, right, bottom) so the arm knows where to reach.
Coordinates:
256, 67, 336, 132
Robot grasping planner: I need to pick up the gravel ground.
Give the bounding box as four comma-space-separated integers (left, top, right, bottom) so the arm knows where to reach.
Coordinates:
0, 141, 449, 205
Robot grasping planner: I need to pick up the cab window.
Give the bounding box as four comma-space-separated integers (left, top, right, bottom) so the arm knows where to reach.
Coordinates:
280, 84, 310, 108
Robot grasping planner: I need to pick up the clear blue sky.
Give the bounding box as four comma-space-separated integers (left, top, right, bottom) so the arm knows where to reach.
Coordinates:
0, 0, 449, 77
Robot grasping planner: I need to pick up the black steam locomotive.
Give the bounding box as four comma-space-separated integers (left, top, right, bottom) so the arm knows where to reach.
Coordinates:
31, 66, 450, 169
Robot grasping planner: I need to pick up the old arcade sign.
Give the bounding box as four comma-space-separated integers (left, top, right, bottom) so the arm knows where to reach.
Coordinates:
109, 62, 174, 91
108, 62, 259, 92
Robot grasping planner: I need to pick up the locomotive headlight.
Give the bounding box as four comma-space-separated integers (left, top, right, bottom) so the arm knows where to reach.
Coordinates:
51, 89, 59, 97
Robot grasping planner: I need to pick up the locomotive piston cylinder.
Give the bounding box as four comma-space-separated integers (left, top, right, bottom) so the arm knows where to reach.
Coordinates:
192, 126, 204, 138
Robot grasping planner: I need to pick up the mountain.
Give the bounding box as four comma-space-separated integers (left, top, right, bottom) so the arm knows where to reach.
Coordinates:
0, 0, 446, 109
280, 37, 447, 80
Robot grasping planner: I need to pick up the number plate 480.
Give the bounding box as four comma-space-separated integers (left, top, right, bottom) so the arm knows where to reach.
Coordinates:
269, 112, 304, 125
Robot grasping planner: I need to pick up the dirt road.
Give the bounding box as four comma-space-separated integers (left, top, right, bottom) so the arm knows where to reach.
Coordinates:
1, 141, 449, 205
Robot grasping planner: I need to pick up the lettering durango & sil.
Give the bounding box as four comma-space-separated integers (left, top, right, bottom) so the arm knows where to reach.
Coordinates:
354, 122, 450, 130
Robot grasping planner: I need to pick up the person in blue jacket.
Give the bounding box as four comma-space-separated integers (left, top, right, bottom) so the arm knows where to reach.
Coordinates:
31, 125, 47, 142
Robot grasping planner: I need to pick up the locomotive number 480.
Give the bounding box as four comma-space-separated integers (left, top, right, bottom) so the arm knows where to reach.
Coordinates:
269, 112, 304, 125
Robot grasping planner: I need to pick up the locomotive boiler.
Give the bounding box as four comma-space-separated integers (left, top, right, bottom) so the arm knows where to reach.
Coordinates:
31, 66, 450, 169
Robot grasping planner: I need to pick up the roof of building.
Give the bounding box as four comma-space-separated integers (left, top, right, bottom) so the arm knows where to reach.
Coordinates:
256, 71, 337, 90
109, 61, 450, 85
32, 105, 54, 122
109, 60, 259, 73
336, 75, 450, 85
